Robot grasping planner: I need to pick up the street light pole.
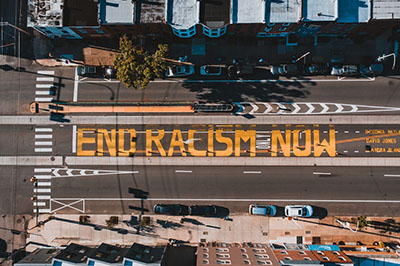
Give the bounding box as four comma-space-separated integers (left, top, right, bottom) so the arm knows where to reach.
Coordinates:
377, 53, 396, 70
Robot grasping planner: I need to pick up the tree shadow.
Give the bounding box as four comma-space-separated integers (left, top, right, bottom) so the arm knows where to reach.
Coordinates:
156, 219, 183, 229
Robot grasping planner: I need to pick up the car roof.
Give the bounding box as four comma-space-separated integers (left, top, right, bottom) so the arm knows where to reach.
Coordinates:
252, 205, 267, 215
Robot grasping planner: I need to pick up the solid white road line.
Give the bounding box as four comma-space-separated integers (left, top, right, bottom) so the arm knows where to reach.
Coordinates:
36, 84, 53, 88
33, 209, 51, 213
313, 172, 331, 175
37, 195, 51, 200
36, 77, 54, 82
37, 70, 55, 75
35, 90, 50, 95
73, 67, 79, 102
34, 188, 51, 193
72, 125, 77, 153
35, 175, 52, 180
152, 78, 375, 83
37, 182, 51, 186
175, 170, 192, 173
34, 168, 52, 173
35, 128, 53, 132
35, 141, 52, 146
34, 148, 53, 152
52, 197, 400, 203
35, 97, 53, 102
35, 134, 52, 139
33, 202, 46, 207
243, 171, 262, 174
384, 174, 400, 177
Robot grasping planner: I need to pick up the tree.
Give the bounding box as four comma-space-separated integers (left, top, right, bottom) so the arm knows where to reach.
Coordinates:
114, 34, 168, 90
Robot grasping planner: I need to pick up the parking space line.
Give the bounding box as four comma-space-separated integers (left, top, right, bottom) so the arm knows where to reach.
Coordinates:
175, 170, 192, 173
243, 171, 262, 174
34, 148, 53, 152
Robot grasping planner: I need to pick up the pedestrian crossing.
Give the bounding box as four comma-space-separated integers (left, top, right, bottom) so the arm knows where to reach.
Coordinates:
34, 127, 53, 153
35, 70, 55, 102
33, 168, 52, 213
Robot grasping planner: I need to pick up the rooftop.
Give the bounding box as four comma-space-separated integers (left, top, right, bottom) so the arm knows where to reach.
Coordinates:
267, 0, 302, 23
200, 0, 230, 28
89, 243, 129, 264
166, 0, 199, 29
233, 0, 265, 24
27, 0, 64, 27
337, 0, 370, 22
124, 243, 165, 264
372, 0, 400, 19
14, 248, 60, 265
302, 0, 337, 21
54, 243, 95, 264
138, 0, 165, 23
98, 0, 135, 25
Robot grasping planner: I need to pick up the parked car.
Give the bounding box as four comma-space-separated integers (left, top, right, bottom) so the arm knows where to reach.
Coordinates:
304, 64, 330, 75
102, 66, 116, 79
360, 63, 383, 76
270, 64, 299, 75
330, 65, 358, 76
153, 204, 189, 215
249, 204, 277, 216
77, 66, 99, 77
284, 205, 313, 217
200, 65, 222, 76
189, 205, 217, 216
165, 65, 195, 77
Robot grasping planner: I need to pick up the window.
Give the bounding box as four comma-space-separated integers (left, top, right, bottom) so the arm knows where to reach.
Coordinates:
244, 260, 251, 265
279, 27, 287, 31
79, 30, 87, 33
216, 248, 229, 252
299, 251, 306, 255
283, 22, 291, 26
267, 23, 275, 27
255, 254, 269, 259
257, 261, 272, 265
333, 251, 340, 255
317, 251, 324, 255
339, 256, 346, 261
203, 253, 209, 258
203, 259, 209, 264
216, 253, 230, 258
88, 260, 95, 266
285, 257, 292, 260
322, 256, 329, 261
242, 254, 249, 258
281, 250, 288, 255
203, 248, 209, 252
216, 259, 231, 265
253, 248, 266, 253
241, 248, 247, 253
304, 257, 311, 261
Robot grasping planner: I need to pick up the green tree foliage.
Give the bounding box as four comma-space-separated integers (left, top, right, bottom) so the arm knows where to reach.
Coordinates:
114, 34, 168, 90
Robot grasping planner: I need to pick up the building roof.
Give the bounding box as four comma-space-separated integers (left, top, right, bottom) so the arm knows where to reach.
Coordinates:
200, 0, 230, 28
372, 0, 400, 19
124, 243, 165, 264
98, 0, 135, 25
267, 0, 302, 23
27, 0, 64, 27
233, 0, 265, 24
14, 248, 60, 265
311, 250, 353, 264
88, 243, 129, 264
162, 245, 197, 266
337, 0, 370, 22
54, 243, 95, 264
138, 0, 165, 23
166, 0, 199, 29
302, 0, 337, 21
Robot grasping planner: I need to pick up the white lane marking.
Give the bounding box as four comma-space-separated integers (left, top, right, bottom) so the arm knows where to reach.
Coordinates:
248, 102, 259, 114
33, 202, 46, 207
37, 70, 55, 75
35, 148, 52, 152
344, 131, 349, 133
35, 175, 52, 179
355, 131, 360, 134
36, 77, 54, 82
34, 188, 51, 193
354, 151, 359, 153
335, 104, 344, 113
320, 103, 329, 113
35, 128, 53, 132
305, 103, 315, 114
51, 168, 139, 178
34, 168, 52, 173
243, 171, 262, 174
35, 134, 52, 139
37, 182, 51, 186
343, 151, 348, 153
36, 84, 53, 88
52, 197, 400, 203
175, 170, 192, 173
35, 90, 50, 95
35, 97, 53, 102
33, 209, 51, 213
292, 103, 300, 114
313, 172, 331, 176
263, 103, 273, 114
34, 141, 52, 146
37, 195, 51, 200
73, 67, 79, 102
72, 125, 77, 153
323, 131, 328, 134
384, 174, 400, 177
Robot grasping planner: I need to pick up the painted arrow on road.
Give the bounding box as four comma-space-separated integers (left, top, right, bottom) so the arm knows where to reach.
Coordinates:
50, 168, 139, 178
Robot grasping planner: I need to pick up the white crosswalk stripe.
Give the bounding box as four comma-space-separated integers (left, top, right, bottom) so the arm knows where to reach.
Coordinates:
35, 128, 52, 132
35, 90, 51, 95
34, 127, 53, 154
35, 148, 53, 152
35, 97, 53, 102
35, 70, 55, 102
36, 77, 54, 82
37, 70, 55, 75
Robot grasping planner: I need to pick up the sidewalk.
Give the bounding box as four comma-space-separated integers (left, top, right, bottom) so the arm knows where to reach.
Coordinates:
25, 214, 400, 251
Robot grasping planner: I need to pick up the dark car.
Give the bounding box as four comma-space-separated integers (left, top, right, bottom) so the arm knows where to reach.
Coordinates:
304, 64, 330, 75
189, 205, 218, 216
153, 204, 189, 215
77, 66, 100, 77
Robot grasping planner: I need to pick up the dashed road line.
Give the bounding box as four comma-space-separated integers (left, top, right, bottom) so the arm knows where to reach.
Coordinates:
175, 170, 193, 173
243, 171, 262, 174
34, 148, 53, 153
384, 174, 400, 177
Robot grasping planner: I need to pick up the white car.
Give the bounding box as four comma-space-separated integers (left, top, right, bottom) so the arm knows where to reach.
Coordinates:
165, 65, 195, 77
330, 65, 358, 76
285, 205, 313, 217
200, 65, 222, 76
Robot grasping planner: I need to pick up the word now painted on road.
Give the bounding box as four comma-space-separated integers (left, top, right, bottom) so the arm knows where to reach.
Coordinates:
76, 126, 336, 157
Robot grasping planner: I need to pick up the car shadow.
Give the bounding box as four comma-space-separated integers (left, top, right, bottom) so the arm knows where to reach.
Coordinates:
310, 205, 328, 219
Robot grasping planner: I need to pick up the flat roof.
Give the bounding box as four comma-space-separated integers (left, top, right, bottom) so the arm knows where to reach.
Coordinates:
233, 0, 265, 24
139, 0, 165, 23
267, 0, 302, 23
98, 0, 135, 24
302, 0, 337, 21
337, 0, 370, 22
372, 0, 400, 19
27, 0, 64, 27
166, 0, 199, 29
200, 0, 230, 28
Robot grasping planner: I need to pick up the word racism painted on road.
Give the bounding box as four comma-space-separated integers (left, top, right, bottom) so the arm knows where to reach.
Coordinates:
76, 126, 336, 157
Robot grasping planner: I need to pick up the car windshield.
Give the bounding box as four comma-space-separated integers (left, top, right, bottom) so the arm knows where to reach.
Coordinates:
206, 67, 219, 73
